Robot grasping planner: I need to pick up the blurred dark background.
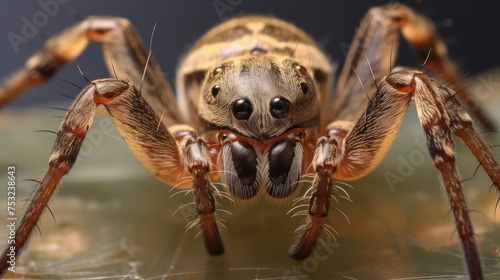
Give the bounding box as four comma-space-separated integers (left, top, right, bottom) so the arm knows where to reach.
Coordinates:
1, 0, 499, 109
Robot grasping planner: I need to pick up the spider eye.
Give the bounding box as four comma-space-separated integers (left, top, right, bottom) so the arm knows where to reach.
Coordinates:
212, 84, 220, 97
213, 67, 223, 76
270, 97, 290, 119
232, 99, 253, 120
219, 133, 228, 142
300, 82, 308, 94
294, 64, 308, 76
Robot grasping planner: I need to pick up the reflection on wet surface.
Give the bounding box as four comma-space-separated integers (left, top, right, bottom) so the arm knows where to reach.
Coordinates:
1, 70, 500, 279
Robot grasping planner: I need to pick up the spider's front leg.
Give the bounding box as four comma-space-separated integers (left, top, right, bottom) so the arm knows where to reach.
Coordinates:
0, 79, 222, 276
290, 68, 413, 260
288, 134, 343, 259
292, 68, 500, 279
184, 137, 224, 254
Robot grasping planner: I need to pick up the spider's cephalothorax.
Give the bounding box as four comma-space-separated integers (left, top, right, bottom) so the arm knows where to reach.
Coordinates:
178, 16, 330, 200
200, 57, 316, 199
0, 4, 499, 279
208, 63, 316, 200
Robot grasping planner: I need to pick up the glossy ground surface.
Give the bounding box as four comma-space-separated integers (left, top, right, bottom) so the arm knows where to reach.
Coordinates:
1, 71, 500, 279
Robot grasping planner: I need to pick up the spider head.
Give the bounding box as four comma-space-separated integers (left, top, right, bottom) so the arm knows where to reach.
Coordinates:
200, 55, 319, 140
199, 55, 319, 199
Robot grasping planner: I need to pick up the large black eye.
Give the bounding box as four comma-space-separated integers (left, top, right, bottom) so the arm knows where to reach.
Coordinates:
300, 82, 308, 94
232, 99, 253, 120
270, 97, 290, 119
212, 84, 220, 97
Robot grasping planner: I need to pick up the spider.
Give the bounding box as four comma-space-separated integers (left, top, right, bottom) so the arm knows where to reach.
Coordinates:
0, 2, 499, 279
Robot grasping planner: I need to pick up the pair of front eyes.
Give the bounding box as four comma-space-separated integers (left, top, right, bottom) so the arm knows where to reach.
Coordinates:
231, 96, 291, 120
210, 64, 310, 120
222, 83, 309, 120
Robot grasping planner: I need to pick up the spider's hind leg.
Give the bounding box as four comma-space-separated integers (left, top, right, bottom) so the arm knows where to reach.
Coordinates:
332, 3, 494, 130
